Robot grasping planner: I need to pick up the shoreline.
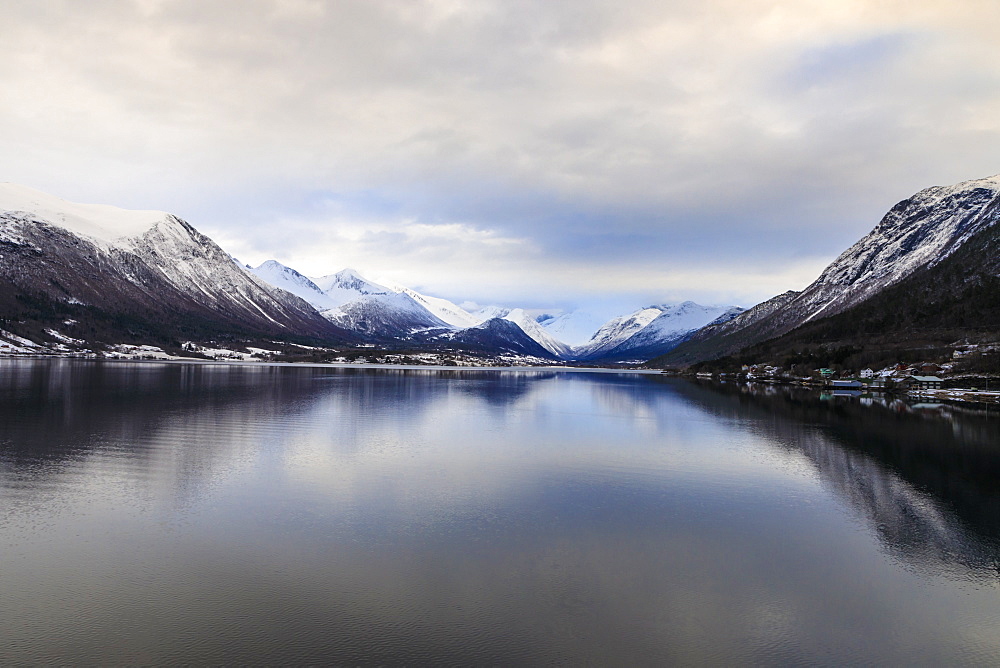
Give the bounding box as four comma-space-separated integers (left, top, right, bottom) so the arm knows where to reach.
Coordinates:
689, 375, 1000, 407
0, 355, 664, 375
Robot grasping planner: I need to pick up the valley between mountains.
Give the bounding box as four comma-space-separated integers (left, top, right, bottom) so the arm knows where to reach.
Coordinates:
1, 173, 999, 370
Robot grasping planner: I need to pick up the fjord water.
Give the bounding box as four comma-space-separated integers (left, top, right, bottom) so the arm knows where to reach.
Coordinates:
1, 361, 999, 664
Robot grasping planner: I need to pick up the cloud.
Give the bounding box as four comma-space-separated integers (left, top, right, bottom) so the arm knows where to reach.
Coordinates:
3, 0, 1000, 309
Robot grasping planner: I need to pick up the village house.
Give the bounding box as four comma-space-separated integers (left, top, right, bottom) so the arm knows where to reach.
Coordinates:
900, 375, 944, 390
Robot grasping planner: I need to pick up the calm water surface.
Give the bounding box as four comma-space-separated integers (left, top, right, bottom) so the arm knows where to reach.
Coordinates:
1, 360, 999, 665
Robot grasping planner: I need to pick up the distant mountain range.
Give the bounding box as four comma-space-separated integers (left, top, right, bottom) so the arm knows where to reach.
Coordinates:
247, 257, 735, 360
4, 172, 998, 368
0, 183, 735, 361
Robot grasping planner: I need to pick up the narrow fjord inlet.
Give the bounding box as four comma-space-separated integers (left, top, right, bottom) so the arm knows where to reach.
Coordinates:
4, 2, 1000, 664
1, 360, 998, 664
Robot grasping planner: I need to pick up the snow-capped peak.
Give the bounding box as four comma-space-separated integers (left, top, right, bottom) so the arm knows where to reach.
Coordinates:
575, 307, 664, 356
0, 182, 171, 248
800, 172, 1000, 321
313, 268, 395, 308
248, 260, 335, 309
573, 302, 743, 360
315, 267, 387, 291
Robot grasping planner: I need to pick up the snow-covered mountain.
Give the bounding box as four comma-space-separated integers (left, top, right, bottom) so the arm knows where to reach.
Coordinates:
502, 308, 573, 358
321, 291, 451, 338
537, 310, 609, 347
0, 184, 755, 364
573, 302, 743, 361
374, 280, 482, 329
398, 288, 480, 329
663, 173, 1000, 365
248, 262, 610, 358
252, 264, 461, 339
311, 268, 397, 309
246, 259, 744, 362
469, 305, 511, 323
249, 263, 582, 353
794, 174, 1000, 322
442, 317, 556, 359
574, 307, 664, 360
249, 260, 337, 309
250, 264, 465, 339
0, 183, 350, 346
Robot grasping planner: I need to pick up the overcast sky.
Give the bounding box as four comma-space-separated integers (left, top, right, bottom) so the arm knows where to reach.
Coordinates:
3, 0, 1000, 314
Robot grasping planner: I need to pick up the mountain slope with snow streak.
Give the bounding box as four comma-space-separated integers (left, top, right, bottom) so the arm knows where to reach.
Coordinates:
249, 260, 337, 310
388, 285, 481, 329
660, 173, 1000, 365
442, 317, 556, 359
320, 290, 451, 338
0, 185, 354, 346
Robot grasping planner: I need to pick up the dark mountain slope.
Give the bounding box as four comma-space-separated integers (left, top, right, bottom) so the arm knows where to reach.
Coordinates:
0, 207, 357, 349
655, 174, 1000, 367
652, 219, 1000, 370
442, 318, 556, 359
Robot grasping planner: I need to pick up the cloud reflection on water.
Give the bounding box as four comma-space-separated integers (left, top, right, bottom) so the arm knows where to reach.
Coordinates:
1, 361, 1000, 664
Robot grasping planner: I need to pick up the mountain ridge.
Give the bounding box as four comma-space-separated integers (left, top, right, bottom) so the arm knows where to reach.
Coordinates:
244, 258, 739, 361
655, 173, 1000, 367
0, 189, 356, 348
11, 172, 992, 369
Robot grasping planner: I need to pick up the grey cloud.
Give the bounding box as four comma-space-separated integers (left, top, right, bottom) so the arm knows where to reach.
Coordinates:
2, 1, 1000, 308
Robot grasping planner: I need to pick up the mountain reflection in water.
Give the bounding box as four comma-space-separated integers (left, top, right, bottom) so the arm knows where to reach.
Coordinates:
1, 360, 999, 665
671, 379, 1000, 579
